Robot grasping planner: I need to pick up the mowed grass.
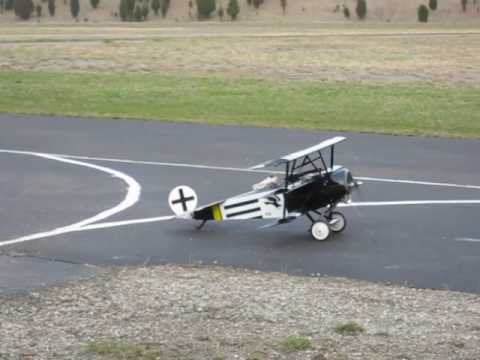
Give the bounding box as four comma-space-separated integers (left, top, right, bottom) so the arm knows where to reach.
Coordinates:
1, 71, 479, 138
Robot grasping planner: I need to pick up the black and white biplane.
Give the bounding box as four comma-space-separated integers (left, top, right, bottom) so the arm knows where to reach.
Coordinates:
168, 136, 361, 241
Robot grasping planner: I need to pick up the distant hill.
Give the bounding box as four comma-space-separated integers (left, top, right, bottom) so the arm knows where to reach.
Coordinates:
1, 0, 479, 23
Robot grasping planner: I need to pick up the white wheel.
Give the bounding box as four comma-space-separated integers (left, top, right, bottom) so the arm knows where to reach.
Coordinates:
310, 221, 331, 241
329, 211, 346, 233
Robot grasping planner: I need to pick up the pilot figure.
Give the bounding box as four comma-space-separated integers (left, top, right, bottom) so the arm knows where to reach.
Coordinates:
253, 175, 280, 190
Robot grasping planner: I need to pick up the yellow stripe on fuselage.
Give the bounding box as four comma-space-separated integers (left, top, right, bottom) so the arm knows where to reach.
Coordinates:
212, 204, 223, 221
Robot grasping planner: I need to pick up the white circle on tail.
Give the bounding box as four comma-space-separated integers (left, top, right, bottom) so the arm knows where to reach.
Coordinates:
168, 185, 198, 216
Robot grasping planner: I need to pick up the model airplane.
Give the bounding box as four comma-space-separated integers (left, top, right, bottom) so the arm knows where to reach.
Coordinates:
168, 136, 361, 241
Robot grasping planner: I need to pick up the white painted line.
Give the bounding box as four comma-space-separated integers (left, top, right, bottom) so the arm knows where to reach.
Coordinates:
0, 150, 141, 248
48, 152, 480, 191
54, 198, 480, 232
56, 153, 276, 174
76, 215, 175, 231
1, 148, 480, 243
355, 177, 480, 191
455, 237, 480, 243
340, 200, 480, 207
3, 149, 480, 192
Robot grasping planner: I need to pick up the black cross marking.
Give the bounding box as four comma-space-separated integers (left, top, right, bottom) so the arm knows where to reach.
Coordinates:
172, 188, 195, 212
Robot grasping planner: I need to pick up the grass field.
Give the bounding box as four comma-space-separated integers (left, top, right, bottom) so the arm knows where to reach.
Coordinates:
1, 23, 479, 137
1, 71, 479, 137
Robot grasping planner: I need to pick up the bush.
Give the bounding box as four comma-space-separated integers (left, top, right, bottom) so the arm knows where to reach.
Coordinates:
246, 0, 251, 5
47, 0, 54, 15
119, 0, 127, 19
461, 0, 467, 11
252, 0, 262, 9
119, 0, 134, 20
151, 0, 159, 15
160, 0, 170, 17
134, 4, 142, 20
0, 0, 4, 13
6, 0, 14, 10
13, 0, 33, 19
126, 0, 134, 14
343, 5, 350, 18
217, 5, 223, 19
280, 0, 286, 13
227, 0, 238, 19
429, 0, 437, 10
355, 0, 367, 19
196, 0, 215, 18
278, 336, 313, 353
142, 3, 148, 18
334, 321, 365, 335
90, 0, 99, 9
418, 4, 429, 22
35, 2, 41, 16
70, 0, 79, 18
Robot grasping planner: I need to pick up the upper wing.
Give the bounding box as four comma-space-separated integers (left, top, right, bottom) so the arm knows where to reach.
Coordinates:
250, 136, 346, 170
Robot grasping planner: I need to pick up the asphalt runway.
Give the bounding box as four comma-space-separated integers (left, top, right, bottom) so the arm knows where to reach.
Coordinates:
1, 114, 480, 293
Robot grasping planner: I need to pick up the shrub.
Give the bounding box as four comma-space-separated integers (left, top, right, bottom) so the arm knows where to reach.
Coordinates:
334, 322, 365, 335
196, 0, 215, 18
134, 4, 142, 20
343, 5, 350, 18
355, 0, 367, 19
160, 0, 170, 17
418, 4, 429, 22
151, 0, 159, 15
461, 0, 467, 11
246, 0, 251, 5
90, 0, 99, 9
278, 336, 313, 353
126, 0, 134, 14
0, 0, 4, 13
13, 0, 33, 19
142, 3, 148, 18
119, 0, 134, 20
280, 0, 286, 13
217, 5, 223, 19
227, 0, 238, 19
35, 2, 41, 16
6, 0, 14, 10
70, 0, 79, 18
252, 0, 262, 9
47, 0, 54, 15
119, 0, 128, 20
429, 0, 437, 10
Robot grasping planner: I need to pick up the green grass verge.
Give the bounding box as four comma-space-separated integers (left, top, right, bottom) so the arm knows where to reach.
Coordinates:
277, 335, 313, 352
334, 321, 366, 335
1, 71, 479, 138
86, 339, 161, 359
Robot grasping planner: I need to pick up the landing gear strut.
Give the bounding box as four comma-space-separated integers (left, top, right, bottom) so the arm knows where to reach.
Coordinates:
306, 205, 346, 241
196, 220, 208, 230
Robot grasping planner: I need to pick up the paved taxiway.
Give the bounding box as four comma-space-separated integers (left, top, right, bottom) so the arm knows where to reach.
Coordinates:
1, 114, 479, 293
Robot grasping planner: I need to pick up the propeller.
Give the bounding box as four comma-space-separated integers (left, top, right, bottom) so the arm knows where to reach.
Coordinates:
346, 172, 365, 203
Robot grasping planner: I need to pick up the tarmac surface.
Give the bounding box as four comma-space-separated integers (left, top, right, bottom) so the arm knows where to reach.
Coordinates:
1, 114, 480, 293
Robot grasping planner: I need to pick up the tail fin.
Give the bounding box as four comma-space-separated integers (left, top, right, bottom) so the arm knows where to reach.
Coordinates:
168, 185, 198, 217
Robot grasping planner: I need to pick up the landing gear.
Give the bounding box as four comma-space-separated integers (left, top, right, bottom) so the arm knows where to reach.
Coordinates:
196, 220, 208, 230
328, 211, 346, 233
310, 221, 331, 241
306, 207, 346, 241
